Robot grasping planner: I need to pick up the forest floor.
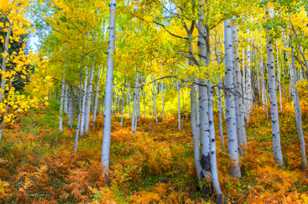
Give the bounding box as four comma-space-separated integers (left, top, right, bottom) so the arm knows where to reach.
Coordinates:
0, 100, 308, 204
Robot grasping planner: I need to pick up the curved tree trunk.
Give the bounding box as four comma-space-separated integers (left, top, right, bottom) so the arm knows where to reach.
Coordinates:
290, 47, 307, 168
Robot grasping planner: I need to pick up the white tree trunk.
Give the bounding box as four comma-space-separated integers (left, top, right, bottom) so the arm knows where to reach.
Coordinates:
217, 81, 224, 150
245, 42, 253, 119
120, 92, 125, 127
276, 46, 283, 112
177, 81, 181, 130
260, 56, 268, 108
93, 67, 102, 123
233, 26, 247, 151
290, 47, 307, 168
85, 66, 94, 133
68, 91, 74, 128
80, 68, 89, 136
208, 82, 222, 196
266, 30, 284, 167
59, 78, 65, 132
101, 0, 116, 184
132, 74, 139, 133
191, 85, 202, 179
160, 82, 165, 120
152, 81, 158, 124
224, 19, 241, 177
199, 82, 211, 178
64, 84, 69, 114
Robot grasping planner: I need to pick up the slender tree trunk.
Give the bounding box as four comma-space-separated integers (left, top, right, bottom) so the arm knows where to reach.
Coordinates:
80, 68, 89, 136
260, 56, 268, 109
101, 0, 116, 184
233, 26, 247, 151
59, 77, 65, 132
85, 66, 94, 133
64, 84, 69, 114
0, 27, 10, 141
266, 28, 284, 167
191, 85, 202, 179
93, 67, 102, 123
177, 81, 181, 130
290, 47, 307, 168
120, 91, 125, 127
132, 74, 139, 133
245, 42, 253, 120
217, 81, 224, 150
152, 81, 158, 124
276, 46, 283, 112
224, 19, 241, 177
208, 82, 223, 197
68, 91, 74, 128
74, 87, 82, 153
199, 83, 211, 179
160, 82, 165, 120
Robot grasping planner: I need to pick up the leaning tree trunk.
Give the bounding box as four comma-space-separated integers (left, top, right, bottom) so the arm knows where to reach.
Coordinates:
224, 19, 241, 177
266, 27, 284, 167
290, 47, 307, 168
208, 82, 223, 198
101, 0, 116, 184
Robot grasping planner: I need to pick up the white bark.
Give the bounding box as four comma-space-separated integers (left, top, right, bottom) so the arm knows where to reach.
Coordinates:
245, 42, 253, 119
177, 81, 181, 130
93, 67, 102, 123
120, 91, 125, 127
85, 66, 94, 133
80, 68, 89, 136
290, 47, 307, 168
59, 78, 65, 132
68, 91, 74, 128
224, 19, 241, 177
266, 30, 284, 166
160, 82, 165, 120
101, 0, 116, 183
233, 26, 247, 150
199, 82, 211, 176
152, 81, 158, 124
0, 27, 11, 140
64, 84, 69, 114
276, 46, 283, 112
208, 82, 222, 195
131, 74, 139, 133
191, 85, 202, 179
260, 56, 268, 108
217, 81, 224, 150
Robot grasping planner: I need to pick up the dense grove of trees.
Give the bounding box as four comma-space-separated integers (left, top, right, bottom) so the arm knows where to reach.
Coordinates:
0, 0, 307, 203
